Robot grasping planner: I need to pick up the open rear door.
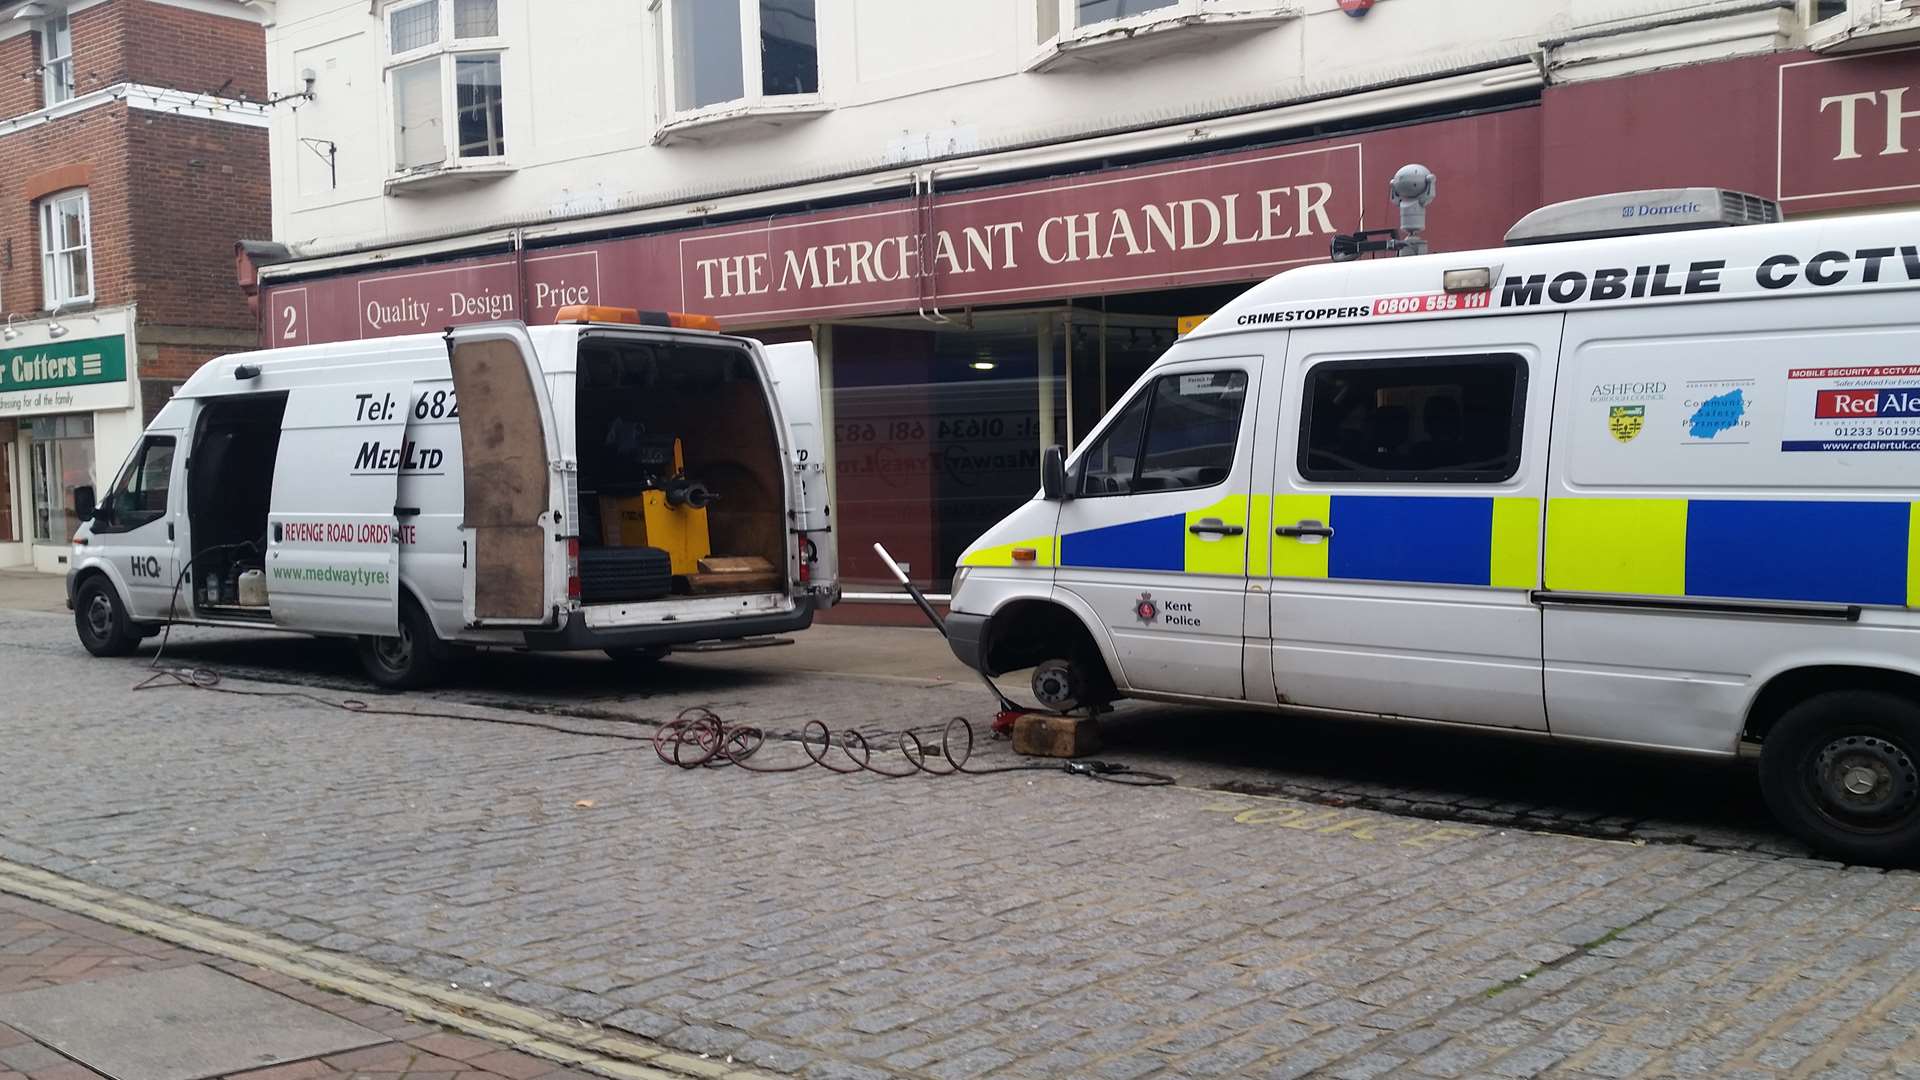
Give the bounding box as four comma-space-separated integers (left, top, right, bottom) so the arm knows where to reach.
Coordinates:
267, 383, 408, 635
763, 340, 838, 605
445, 323, 564, 627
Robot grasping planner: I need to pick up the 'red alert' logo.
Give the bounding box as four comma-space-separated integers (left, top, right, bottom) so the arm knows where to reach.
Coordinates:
1135, 593, 1159, 623
1339, 0, 1375, 15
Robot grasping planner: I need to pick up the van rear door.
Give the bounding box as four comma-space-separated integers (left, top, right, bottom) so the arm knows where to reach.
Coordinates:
445, 323, 564, 627
267, 383, 408, 635
763, 340, 838, 604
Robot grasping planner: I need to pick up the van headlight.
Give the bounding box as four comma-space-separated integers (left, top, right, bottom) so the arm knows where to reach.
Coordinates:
951, 567, 972, 597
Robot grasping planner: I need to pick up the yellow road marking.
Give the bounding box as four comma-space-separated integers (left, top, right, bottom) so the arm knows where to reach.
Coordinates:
0, 858, 780, 1080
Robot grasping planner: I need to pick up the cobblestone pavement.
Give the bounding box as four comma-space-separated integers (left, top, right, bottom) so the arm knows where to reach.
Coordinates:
3, 609, 1920, 1080
0, 891, 603, 1080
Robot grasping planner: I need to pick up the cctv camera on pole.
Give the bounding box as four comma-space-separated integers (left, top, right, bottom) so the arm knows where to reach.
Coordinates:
1330, 163, 1438, 261
1391, 163, 1436, 257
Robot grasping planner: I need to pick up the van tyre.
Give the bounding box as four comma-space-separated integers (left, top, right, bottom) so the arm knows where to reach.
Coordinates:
75, 577, 139, 657
578, 547, 673, 604
1760, 690, 1920, 866
356, 598, 446, 690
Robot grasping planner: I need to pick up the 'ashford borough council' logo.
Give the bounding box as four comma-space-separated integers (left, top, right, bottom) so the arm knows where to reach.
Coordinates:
1609, 405, 1646, 444
1134, 592, 1158, 624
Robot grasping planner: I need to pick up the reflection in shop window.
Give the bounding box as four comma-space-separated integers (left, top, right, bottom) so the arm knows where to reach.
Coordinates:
28, 416, 93, 543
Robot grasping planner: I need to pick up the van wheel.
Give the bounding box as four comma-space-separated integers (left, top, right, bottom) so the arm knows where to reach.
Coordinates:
605, 645, 670, 666
1032, 656, 1113, 714
1760, 690, 1920, 866
74, 577, 138, 657
356, 600, 445, 690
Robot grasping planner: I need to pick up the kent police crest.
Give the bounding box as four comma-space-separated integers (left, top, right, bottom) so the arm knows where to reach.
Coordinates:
1609, 405, 1645, 443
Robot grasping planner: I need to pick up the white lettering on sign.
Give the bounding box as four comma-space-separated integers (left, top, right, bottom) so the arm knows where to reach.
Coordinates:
690, 183, 1340, 300
1820, 86, 1920, 161
534, 279, 593, 310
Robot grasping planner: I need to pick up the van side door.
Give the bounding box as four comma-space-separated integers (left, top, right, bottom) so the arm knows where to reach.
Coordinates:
266, 383, 409, 635
1054, 356, 1260, 699
763, 340, 838, 605
1265, 314, 1560, 730
445, 323, 564, 627
91, 431, 182, 620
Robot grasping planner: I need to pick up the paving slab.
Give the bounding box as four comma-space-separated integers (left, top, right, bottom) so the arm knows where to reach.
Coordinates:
0, 965, 383, 1080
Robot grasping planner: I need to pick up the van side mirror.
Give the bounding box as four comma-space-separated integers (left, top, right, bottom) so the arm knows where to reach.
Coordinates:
1041, 445, 1070, 501
73, 485, 97, 524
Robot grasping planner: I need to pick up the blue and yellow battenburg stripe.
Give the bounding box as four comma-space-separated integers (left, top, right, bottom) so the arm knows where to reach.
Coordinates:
967, 495, 1920, 608
1546, 498, 1920, 607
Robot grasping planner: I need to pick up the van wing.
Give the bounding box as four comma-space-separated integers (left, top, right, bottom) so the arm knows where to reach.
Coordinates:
762, 340, 838, 604
445, 323, 564, 626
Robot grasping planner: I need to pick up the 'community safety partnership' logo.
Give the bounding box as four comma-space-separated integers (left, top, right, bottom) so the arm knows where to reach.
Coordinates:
1609, 405, 1645, 443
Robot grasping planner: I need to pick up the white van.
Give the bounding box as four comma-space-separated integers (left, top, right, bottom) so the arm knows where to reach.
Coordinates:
68, 308, 838, 687
949, 190, 1920, 864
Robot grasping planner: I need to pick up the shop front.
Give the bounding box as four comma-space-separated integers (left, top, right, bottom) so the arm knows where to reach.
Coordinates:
250, 42, 1919, 601
0, 307, 142, 574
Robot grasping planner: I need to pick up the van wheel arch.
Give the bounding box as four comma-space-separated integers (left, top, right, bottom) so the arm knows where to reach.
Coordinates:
1746, 666, 1920, 743
981, 599, 1117, 708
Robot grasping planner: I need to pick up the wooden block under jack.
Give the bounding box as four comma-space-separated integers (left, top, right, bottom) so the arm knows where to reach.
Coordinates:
1012, 714, 1102, 758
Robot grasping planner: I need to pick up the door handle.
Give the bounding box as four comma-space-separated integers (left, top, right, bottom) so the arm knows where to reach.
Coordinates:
1188, 519, 1245, 537
1276, 520, 1334, 539
167, 522, 174, 541
394, 506, 422, 518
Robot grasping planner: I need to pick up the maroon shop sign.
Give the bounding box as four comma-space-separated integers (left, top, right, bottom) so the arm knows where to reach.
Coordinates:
261, 109, 1543, 343
1778, 45, 1920, 209
677, 143, 1362, 321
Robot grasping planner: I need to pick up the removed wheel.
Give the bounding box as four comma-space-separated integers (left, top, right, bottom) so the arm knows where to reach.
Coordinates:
74, 577, 139, 657
355, 599, 446, 690
605, 645, 670, 666
1759, 690, 1920, 867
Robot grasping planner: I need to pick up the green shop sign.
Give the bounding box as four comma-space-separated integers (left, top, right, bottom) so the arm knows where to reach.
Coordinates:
0, 336, 127, 393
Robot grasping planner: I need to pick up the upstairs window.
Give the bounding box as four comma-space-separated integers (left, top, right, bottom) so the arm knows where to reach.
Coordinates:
1812, 0, 1849, 23
40, 13, 74, 106
1076, 0, 1177, 25
38, 189, 92, 309
664, 0, 818, 114
386, 0, 506, 172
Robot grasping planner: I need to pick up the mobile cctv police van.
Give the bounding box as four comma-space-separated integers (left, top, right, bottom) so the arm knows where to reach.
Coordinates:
950, 190, 1920, 863
66, 309, 839, 688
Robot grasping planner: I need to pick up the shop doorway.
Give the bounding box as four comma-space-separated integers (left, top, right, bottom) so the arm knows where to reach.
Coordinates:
27, 415, 94, 567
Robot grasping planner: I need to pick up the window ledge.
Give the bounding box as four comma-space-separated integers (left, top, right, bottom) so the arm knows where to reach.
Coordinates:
1806, 4, 1920, 51
652, 98, 832, 146
1028, 4, 1302, 73
384, 161, 517, 197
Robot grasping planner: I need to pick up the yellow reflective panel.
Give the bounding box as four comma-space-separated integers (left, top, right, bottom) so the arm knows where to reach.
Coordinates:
1269, 494, 1332, 580
959, 536, 1058, 568
1489, 497, 1541, 590
1544, 498, 1687, 596
1184, 494, 1249, 576
1908, 503, 1920, 608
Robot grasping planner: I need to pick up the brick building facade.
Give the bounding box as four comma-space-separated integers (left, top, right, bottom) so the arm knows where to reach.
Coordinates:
0, 0, 268, 573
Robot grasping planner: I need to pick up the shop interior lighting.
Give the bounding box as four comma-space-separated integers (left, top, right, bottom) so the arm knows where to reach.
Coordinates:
970, 360, 996, 371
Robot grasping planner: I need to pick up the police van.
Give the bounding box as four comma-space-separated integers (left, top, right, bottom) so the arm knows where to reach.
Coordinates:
949, 190, 1920, 863
67, 309, 838, 687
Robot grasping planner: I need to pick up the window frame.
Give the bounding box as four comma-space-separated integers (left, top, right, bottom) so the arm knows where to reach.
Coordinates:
1034, 0, 1293, 51
382, 0, 509, 175
40, 13, 74, 107
92, 435, 176, 535
1295, 353, 1530, 486
651, 0, 823, 124
1807, 0, 1852, 27
38, 188, 93, 310
1075, 368, 1249, 498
